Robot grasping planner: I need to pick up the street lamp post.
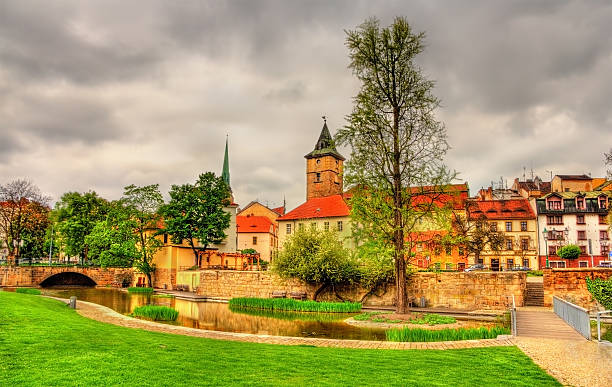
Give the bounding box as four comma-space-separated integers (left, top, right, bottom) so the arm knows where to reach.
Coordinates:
543, 227, 549, 268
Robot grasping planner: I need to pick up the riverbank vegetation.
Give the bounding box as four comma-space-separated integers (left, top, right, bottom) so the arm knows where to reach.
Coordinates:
132, 305, 178, 321
229, 297, 361, 313
127, 287, 154, 293
386, 326, 510, 342
0, 292, 559, 386
15, 287, 41, 295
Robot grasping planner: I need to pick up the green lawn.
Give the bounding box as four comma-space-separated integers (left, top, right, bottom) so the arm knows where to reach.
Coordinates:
0, 292, 559, 386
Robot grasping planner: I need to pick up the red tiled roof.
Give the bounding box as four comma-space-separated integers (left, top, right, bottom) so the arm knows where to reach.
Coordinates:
467, 199, 535, 220
342, 183, 469, 210
237, 215, 275, 233
278, 195, 350, 220
271, 206, 285, 216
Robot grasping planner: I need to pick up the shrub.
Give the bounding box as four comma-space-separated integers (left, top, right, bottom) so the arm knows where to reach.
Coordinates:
557, 245, 581, 259
228, 297, 361, 313
128, 287, 154, 293
586, 277, 612, 310
132, 305, 178, 321
386, 326, 510, 342
15, 288, 41, 295
526, 270, 543, 277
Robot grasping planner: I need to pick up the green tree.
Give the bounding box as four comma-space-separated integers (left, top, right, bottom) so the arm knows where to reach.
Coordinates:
122, 184, 164, 287
273, 228, 359, 300
54, 191, 109, 264
353, 239, 395, 303
337, 17, 454, 312
448, 207, 505, 266
160, 173, 231, 266
19, 201, 51, 262
557, 244, 581, 260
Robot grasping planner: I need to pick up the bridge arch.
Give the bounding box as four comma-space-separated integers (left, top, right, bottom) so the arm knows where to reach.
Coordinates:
40, 272, 97, 287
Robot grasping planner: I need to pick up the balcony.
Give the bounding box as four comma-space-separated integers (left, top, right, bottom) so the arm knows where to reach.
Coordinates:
536, 201, 608, 215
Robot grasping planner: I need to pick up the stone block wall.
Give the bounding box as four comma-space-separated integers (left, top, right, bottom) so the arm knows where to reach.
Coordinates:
152, 268, 176, 289
0, 266, 134, 287
543, 268, 612, 311
196, 270, 526, 310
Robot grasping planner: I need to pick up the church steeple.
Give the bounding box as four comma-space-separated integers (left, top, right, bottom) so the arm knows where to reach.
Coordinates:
222, 135, 230, 188
304, 118, 345, 200
304, 117, 345, 161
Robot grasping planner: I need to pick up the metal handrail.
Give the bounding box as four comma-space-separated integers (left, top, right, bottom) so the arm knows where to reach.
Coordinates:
553, 296, 591, 340
596, 310, 612, 342
511, 294, 517, 336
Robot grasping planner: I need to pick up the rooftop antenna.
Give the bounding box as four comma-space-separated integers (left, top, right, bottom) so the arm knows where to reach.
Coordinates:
546, 170, 553, 181
523, 167, 526, 181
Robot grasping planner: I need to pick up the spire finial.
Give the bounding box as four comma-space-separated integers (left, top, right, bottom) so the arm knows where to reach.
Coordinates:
322, 115, 327, 123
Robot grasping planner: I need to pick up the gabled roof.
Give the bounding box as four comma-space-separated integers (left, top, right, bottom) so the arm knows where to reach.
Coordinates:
237, 216, 275, 233
278, 195, 349, 221
467, 199, 535, 220
540, 191, 612, 200
304, 121, 345, 161
555, 174, 592, 180
594, 180, 612, 191
271, 206, 285, 216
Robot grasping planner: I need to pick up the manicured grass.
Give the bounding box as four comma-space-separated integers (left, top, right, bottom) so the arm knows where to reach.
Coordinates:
15, 287, 41, 295
132, 305, 178, 321
229, 297, 361, 313
127, 287, 154, 293
0, 292, 559, 386
387, 326, 510, 342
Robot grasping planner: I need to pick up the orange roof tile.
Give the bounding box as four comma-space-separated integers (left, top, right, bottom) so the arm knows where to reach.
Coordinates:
278, 195, 350, 220
271, 206, 285, 216
237, 215, 275, 233
467, 199, 535, 220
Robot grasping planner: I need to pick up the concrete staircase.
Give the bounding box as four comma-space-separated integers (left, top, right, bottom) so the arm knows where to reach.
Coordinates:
524, 282, 544, 306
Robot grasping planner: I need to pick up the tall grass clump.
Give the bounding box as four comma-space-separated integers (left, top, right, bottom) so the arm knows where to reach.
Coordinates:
386, 326, 510, 342
15, 288, 41, 295
133, 305, 178, 321
128, 287, 154, 294
229, 297, 361, 313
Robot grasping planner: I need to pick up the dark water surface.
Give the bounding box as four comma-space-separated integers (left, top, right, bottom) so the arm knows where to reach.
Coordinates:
41, 287, 389, 341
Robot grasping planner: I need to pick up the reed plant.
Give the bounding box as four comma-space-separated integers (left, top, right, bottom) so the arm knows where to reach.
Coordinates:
229, 305, 352, 322
386, 326, 510, 342
15, 288, 41, 295
127, 287, 154, 294
132, 305, 178, 321
228, 297, 361, 313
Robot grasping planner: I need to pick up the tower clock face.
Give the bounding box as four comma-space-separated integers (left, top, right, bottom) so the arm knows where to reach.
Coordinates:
316, 159, 321, 164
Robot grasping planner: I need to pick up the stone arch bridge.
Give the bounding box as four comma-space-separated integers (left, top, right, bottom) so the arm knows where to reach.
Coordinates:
0, 266, 134, 288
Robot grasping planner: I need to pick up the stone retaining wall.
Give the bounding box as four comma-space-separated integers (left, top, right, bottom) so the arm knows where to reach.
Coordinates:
0, 266, 134, 287
196, 270, 526, 310
543, 268, 612, 310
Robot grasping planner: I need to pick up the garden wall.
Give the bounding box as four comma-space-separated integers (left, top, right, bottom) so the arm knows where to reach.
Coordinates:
196, 270, 526, 310
543, 268, 612, 311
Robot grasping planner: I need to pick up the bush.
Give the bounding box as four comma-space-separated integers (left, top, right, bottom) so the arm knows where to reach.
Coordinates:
386, 326, 510, 342
132, 305, 178, 321
526, 270, 543, 277
228, 297, 361, 313
586, 277, 612, 310
128, 287, 154, 293
557, 245, 581, 259
15, 288, 41, 295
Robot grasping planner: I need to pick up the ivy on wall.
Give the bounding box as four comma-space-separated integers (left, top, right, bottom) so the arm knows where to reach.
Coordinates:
586, 277, 612, 310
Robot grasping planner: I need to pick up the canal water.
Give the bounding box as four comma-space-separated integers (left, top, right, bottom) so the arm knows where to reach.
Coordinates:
41, 287, 389, 341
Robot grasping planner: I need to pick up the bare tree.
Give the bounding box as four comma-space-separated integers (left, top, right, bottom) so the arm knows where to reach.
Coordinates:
605, 148, 612, 179
0, 179, 50, 264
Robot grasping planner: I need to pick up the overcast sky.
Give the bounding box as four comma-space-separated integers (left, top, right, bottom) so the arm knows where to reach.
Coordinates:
1, 0, 611, 210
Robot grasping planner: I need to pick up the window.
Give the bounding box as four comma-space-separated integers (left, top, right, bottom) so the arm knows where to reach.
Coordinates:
602, 244, 610, 255
576, 197, 585, 209
521, 238, 529, 250
316, 159, 320, 164
579, 245, 586, 254
252, 236, 258, 245
547, 215, 563, 225
549, 245, 557, 256
520, 222, 527, 231
505, 239, 513, 250
522, 258, 530, 268
445, 263, 453, 270
458, 262, 466, 271
298, 223, 304, 231
600, 215, 608, 225
458, 246, 465, 256
547, 198, 562, 210
599, 196, 608, 209
489, 222, 497, 232
577, 215, 585, 224
477, 257, 483, 264
315, 172, 321, 182
286, 224, 292, 235
324, 221, 329, 231
445, 246, 452, 255
505, 222, 512, 232
578, 231, 586, 240
550, 261, 566, 268
600, 230, 609, 240
507, 259, 514, 270
310, 223, 317, 230
163, 233, 168, 244
579, 261, 588, 268
337, 221, 343, 231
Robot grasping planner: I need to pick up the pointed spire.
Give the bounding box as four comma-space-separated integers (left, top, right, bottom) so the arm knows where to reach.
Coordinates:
222, 135, 230, 188
304, 117, 345, 160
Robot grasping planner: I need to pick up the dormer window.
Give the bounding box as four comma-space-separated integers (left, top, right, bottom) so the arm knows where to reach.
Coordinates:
599, 196, 607, 209
576, 197, 585, 209
547, 197, 562, 210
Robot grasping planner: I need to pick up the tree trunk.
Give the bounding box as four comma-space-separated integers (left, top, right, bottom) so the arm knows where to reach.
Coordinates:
189, 239, 199, 267
392, 106, 407, 314
146, 272, 153, 288
313, 283, 329, 301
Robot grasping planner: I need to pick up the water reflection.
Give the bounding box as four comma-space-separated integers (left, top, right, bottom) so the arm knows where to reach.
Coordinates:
43, 288, 388, 341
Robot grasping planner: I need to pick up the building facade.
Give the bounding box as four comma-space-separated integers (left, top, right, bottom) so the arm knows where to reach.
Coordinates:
236, 215, 277, 261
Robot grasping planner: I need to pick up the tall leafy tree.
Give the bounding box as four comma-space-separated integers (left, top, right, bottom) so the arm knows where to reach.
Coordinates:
0, 179, 50, 264
122, 184, 164, 287
337, 17, 454, 313
160, 173, 231, 266
19, 201, 51, 261
448, 213, 504, 266
54, 191, 109, 264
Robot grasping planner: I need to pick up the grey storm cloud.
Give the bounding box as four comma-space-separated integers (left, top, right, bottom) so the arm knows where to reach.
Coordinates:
1, 0, 611, 207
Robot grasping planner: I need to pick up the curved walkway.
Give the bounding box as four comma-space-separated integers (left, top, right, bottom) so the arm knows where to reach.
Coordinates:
55, 297, 514, 350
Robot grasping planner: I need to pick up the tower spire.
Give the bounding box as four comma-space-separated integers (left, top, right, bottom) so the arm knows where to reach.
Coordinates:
222, 135, 230, 188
